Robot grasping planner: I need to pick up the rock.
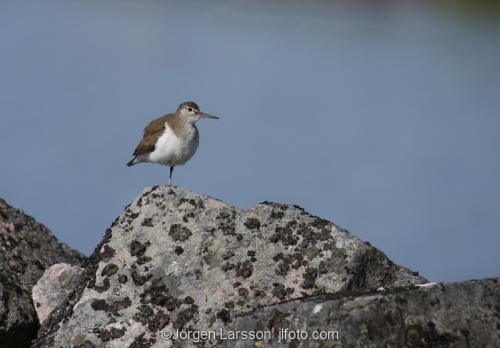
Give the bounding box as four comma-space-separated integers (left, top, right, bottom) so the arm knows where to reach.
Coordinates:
32, 263, 85, 324
225, 278, 500, 347
0, 198, 86, 347
34, 186, 425, 347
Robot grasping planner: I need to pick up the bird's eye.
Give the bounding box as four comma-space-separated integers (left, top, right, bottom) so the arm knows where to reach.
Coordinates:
187, 107, 193, 112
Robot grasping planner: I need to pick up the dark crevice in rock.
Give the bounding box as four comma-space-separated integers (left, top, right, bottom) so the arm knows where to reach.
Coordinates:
0, 320, 40, 348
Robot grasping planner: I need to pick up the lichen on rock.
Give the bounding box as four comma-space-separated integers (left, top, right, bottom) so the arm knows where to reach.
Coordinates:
33, 186, 426, 347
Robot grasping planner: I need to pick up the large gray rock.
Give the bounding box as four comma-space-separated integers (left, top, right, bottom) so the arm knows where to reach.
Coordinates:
34, 186, 425, 347
33, 263, 85, 324
0, 198, 86, 348
225, 278, 500, 347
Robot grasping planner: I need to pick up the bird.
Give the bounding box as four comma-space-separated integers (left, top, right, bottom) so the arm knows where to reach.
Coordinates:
127, 101, 219, 185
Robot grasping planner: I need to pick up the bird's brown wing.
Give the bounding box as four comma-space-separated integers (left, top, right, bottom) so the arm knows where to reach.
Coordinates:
132, 114, 172, 156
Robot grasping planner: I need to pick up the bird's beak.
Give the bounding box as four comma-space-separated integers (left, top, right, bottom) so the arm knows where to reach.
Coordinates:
198, 112, 219, 119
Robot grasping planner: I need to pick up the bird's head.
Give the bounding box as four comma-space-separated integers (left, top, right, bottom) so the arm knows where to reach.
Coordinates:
177, 101, 219, 123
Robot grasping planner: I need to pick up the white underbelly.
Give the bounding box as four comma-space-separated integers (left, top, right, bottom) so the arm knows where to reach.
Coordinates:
147, 128, 199, 166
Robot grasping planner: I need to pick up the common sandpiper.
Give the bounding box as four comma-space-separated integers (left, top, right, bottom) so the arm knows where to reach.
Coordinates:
127, 101, 219, 185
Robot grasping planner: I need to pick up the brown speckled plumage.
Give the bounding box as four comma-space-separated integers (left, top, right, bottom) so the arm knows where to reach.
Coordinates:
130, 102, 200, 158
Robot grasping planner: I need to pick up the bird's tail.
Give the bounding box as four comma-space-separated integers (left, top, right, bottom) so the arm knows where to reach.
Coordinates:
126, 157, 137, 166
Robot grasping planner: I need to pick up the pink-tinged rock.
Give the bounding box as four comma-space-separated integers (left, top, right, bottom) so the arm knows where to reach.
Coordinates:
32, 263, 84, 323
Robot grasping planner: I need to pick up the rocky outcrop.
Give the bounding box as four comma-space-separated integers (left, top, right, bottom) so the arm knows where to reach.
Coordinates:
0, 198, 86, 347
34, 186, 426, 347
33, 263, 85, 324
225, 278, 500, 347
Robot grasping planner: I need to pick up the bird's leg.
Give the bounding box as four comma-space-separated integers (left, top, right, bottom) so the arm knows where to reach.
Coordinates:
169, 166, 174, 186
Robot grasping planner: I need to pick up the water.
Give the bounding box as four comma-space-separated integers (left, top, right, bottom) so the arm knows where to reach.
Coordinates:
1, 0, 499, 282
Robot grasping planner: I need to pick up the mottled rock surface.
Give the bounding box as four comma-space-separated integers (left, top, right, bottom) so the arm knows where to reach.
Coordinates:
33, 263, 85, 324
225, 278, 500, 347
34, 186, 425, 347
0, 198, 86, 347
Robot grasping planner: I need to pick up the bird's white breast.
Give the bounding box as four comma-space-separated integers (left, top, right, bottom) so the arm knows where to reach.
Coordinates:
147, 123, 199, 166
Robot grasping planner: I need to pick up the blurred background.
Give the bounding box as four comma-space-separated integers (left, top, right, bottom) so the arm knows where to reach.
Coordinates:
1, 0, 499, 282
